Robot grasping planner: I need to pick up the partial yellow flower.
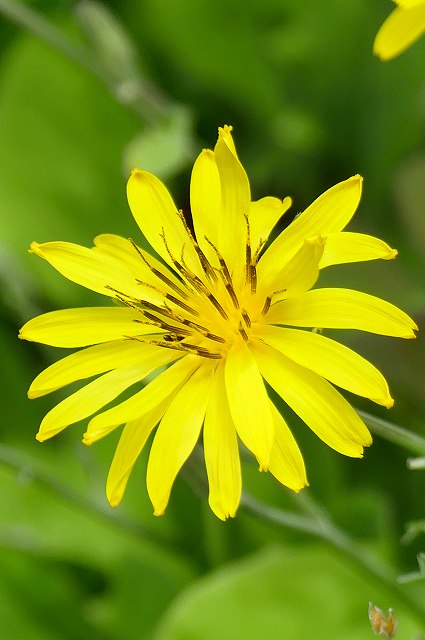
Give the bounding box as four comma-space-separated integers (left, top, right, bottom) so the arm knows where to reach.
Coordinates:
19, 126, 417, 520
374, 0, 425, 60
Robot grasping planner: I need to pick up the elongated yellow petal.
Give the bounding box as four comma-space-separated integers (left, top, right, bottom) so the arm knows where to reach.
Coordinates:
396, 0, 425, 8
258, 176, 363, 282
85, 355, 198, 440
266, 288, 418, 338
224, 341, 274, 469
252, 340, 372, 456
127, 170, 201, 276
374, 4, 425, 60
190, 148, 221, 264
29, 241, 143, 299
147, 363, 215, 516
28, 340, 163, 398
320, 232, 397, 269
203, 363, 242, 520
36, 353, 172, 441
19, 307, 156, 348
106, 401, 168, 507
268, 403, 307, 491
255, 325, 393, 407
249, 196, 292, 254
93, 234, 184, 305
262, 235, 325, 301
214, 129, 250, 275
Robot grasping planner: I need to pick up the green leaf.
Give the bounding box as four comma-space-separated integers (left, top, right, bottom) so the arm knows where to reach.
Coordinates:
123, 106, 195, 180
153, 545, 424, 639
0, 26, 139, 307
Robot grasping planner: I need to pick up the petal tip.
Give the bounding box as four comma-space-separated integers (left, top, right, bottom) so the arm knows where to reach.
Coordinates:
82, 433, 93, 446
29, 241, 41, 255
107, 494, 121, 508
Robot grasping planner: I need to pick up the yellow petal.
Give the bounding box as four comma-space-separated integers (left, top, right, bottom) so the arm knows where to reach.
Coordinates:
218, 124, 238, 156
396, 0, 425, 7
249, 196, 292, 255
255, 325, 393, 407
203, 363, 242, 520
224, 341, 274, 469
85, 355, 198, 440
93, 234, 184, 305
127, 170, 201, 276
268, 403, 308, 492
266, 288, 418, 338
258, 176, 363, 283
190, 148, 221, 264
147, 363, 215, 516
36, 354, 171, 442
252, 340, 372, 457
29, 241, 142, 299
214, 129, 251, 275
320, 232, 397, 269
374, 4, 425, 60
106, 401, 168, 507
19, 307, 156, 348
28, 340, 162, 398
261, 235, 325, 300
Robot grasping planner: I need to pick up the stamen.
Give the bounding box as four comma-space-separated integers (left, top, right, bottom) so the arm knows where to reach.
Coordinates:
225, 282, 240, 309
238, 322, 249, 341
137, 337, 222, 359
262, 296, 271, 316
140, 311, 193, 336
206, 292, 229, 319
244, 213, 252, 283
163, 334, 185, 342
177, 210, 217, 281
129, 237, 191, 298
241, 309, 251, 328
160, 228, 191, 282
105, 285, 142, 306
204, 237, 232, 284
253, 238, 267, 263
243, 215, 259, 294
170, 314, 226, 343
164, 293, 200, 316
249, 264, 257, 294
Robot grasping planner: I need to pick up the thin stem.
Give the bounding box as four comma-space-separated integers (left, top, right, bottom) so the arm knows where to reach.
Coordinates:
358, 409, 425, 456
0, 0, 169, 122
0, 0, 105, 78
0, 443, 177, 553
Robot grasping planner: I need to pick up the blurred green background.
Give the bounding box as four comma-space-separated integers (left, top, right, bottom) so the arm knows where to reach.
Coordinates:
1, 0, 425, 637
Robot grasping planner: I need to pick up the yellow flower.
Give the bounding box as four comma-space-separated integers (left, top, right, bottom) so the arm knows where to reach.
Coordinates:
19, 126, 417, 520
374, 0, 425, 60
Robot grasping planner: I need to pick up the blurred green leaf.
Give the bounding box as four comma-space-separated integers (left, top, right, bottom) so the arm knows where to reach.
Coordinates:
75, 0, 141, 85
0, 455, 197, 640
123, 106, 195, 180
0, 25, 139, 307
153, 545, 424, 639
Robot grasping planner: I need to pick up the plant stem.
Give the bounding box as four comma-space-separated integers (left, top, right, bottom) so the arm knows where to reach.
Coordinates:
0, 0, 104, 78
0, 0, 168, 122
358, 409, 425, 456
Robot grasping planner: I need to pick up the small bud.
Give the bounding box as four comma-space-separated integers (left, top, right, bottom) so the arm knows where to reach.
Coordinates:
368, 602, 397, 639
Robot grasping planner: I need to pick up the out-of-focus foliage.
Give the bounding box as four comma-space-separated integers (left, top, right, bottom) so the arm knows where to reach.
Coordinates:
1, 0, 425, 638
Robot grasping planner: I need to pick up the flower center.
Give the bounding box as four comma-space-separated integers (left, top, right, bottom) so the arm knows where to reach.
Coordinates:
113, 214, 271, 359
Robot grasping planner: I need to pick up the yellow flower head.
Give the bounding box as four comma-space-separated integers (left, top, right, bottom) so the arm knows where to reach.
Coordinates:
19, 126, 417, 520
374, 0, 425, 60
